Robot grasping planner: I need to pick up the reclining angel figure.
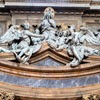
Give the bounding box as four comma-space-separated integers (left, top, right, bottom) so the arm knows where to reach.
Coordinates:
55, 25, 100, 67
0, 21, 45, 64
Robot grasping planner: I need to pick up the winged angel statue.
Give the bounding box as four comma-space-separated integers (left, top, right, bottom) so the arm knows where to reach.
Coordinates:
0, 22, 44, 64
53, 25, 100, 67
0, 7, 56, 64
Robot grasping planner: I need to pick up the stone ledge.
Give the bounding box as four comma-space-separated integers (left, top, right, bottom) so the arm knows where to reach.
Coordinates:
0, 82, 100, 99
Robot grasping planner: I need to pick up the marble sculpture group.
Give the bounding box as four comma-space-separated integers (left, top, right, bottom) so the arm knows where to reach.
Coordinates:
0, 7, 100, 67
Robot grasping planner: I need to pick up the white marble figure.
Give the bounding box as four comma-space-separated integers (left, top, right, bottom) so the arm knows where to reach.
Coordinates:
37, 7, 57, 40
38, 7, 66, 49
14, 21, 45, 63
0, 21, 44, 64
55, 25, 100, 67
0, 25, 21, 52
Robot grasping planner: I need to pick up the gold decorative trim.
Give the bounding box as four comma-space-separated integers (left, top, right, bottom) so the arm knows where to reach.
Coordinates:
83, 94, 100, 100
0, 91, 14, 100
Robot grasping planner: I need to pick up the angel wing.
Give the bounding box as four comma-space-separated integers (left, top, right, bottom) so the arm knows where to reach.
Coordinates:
80, 27, 100, 45
0, 25, 21, 43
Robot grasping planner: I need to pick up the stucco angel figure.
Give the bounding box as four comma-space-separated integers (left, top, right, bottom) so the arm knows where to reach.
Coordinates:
0, 25, 21, 52
55, 25, 100, 67
0, 21, 45, 64
37, 7, 57, 41
37, 7, 64, 49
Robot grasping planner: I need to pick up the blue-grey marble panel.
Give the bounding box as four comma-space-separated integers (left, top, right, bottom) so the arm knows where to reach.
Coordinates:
32, 57, 64, 67
0, 73, 99, 88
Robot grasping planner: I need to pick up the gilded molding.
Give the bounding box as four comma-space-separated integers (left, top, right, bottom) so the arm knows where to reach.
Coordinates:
83, 94, 100, 100
0, 91, 14, 100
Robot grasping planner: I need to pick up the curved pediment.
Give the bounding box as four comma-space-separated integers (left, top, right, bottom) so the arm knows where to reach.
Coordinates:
29, 42, 70, 64
0, 42, 100, 79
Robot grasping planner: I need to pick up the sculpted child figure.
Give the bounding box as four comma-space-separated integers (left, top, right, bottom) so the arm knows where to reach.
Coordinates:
54, 25, 99, 67
0, 21, 44, 63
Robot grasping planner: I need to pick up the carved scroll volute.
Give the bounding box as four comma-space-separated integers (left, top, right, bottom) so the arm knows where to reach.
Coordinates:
0, 91, 15, 100
82, 94, 100, 100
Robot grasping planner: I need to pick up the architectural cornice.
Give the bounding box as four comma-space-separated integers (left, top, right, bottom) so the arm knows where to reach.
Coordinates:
5, 2, 90, 8
0, 0, 99, 10
0, 82, 100, 99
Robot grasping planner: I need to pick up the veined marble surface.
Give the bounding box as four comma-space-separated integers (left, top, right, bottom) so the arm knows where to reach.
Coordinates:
32, 57, 64, 67
0, 72, 99, 88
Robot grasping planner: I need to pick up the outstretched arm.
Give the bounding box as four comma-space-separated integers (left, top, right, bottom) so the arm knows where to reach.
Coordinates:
24, 30, 45, 38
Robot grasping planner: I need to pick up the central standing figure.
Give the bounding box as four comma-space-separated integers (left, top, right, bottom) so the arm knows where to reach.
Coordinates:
38, 7, 57, 40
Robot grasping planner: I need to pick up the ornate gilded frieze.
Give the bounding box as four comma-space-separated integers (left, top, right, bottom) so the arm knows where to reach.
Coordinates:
0, 91, 14, 100
83, 94, 100, 100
